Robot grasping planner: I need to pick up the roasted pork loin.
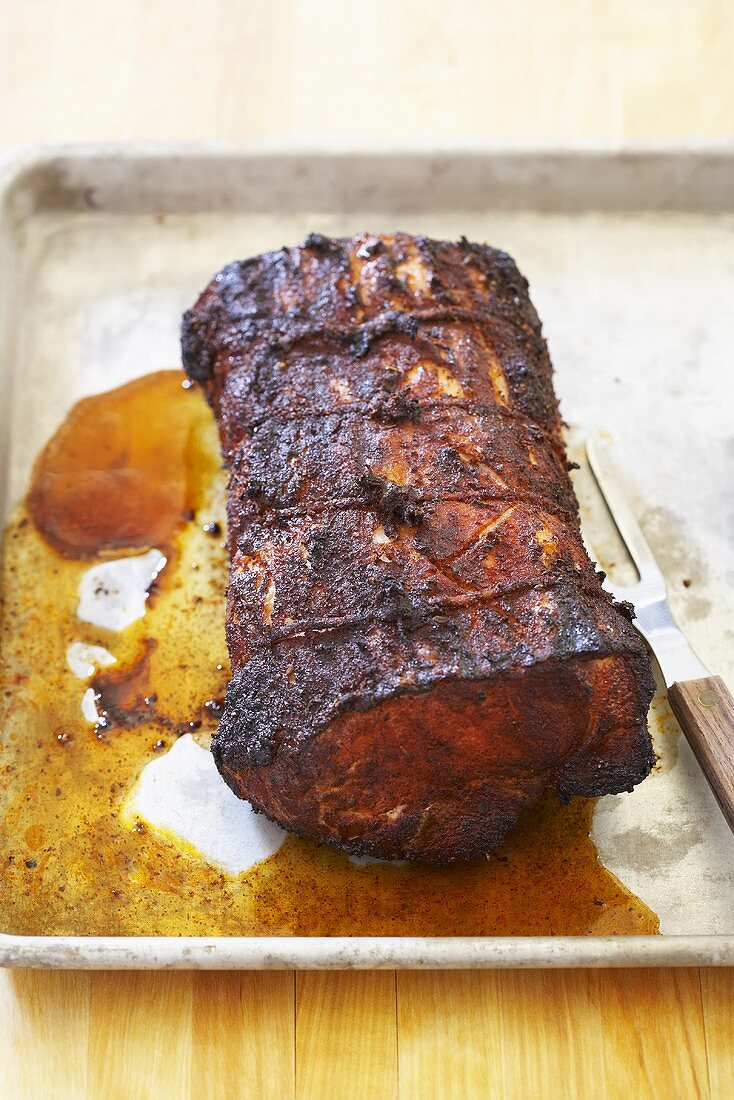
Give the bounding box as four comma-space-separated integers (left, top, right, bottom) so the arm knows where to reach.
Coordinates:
182, 232, 655, 863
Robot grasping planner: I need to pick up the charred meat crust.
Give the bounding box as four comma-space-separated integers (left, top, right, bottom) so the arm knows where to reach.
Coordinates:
182, 231, 655, 862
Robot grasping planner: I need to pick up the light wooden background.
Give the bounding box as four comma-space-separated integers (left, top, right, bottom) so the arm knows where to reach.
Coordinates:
1, 2, 733, 1097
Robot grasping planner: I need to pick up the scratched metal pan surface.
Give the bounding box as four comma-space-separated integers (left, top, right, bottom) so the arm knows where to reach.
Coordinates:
0, 144, 733, 969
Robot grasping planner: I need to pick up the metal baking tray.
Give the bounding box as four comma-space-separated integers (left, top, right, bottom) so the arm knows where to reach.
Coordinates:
1, 143, 733, 969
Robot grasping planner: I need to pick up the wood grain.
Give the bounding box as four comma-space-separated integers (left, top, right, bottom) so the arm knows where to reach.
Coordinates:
494, 971, 607, 1099
89, 972, 193, 1100
192, 972, 295, 1100
2, 2, 734, 1098
296, 972, 397, 1100
701, 967, 734, 1099
397, 971, 504, 1099
398, 971, 609, 1100
669, 676, 734, 833
0, 971, 90, 1100
0, 0, 733, 148
599, 969, 710, 1100
1, 969, 731, 1099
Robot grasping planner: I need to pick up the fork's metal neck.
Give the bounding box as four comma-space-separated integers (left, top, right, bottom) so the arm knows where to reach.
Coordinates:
632, 599, 710, 686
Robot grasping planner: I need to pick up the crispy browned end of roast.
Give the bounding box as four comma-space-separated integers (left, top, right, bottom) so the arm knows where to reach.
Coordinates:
182, 232, 655, 863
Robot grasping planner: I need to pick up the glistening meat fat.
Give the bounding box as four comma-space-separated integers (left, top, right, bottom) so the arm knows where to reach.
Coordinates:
181, 232, 655, 863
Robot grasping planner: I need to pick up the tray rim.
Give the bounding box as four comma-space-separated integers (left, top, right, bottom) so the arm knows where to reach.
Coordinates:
4, 138, 734, 221
1, 140, 733, 969
1, 934, 733, 970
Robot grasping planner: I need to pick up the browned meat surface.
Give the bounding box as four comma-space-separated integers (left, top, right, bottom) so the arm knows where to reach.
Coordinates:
181, 232, 655, 863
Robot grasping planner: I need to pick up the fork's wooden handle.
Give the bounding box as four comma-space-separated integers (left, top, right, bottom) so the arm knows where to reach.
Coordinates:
668, 675, 734, 834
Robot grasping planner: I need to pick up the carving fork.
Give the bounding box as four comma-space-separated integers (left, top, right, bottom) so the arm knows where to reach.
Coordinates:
586, 435, 734, 833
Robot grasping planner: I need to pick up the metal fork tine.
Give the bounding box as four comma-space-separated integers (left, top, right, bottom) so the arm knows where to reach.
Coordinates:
585, 434, 666, 591
585, 435, 710, 686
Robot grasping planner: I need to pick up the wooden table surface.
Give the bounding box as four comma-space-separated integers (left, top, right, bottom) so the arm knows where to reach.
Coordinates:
1, 2, 732, 1097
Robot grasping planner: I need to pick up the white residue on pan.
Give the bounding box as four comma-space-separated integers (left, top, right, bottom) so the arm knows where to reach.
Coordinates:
67, 641, 117, 678
77, 548, 166, 631
122, 734, 287, 876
